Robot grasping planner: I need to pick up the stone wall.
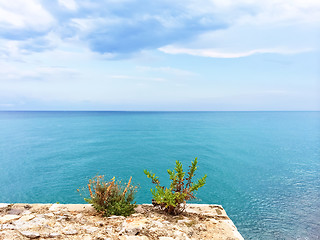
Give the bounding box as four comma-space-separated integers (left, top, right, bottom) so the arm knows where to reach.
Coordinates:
0, 203, 244, 240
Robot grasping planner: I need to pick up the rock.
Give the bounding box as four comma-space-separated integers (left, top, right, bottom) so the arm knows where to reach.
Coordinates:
232, 229, 245, 240
14, 216, 47, 231
1, 230, 23, 240
76, 213, 87, 224
18, 214, 36, 222
0, 214, 21, 223
40, 233, 51, 238
134, 205, 145, 214
22, 210, 33, 215
177, 219, 191, 225
187, 230, 194, 238
44, 213, 55, 218
0, 203, 9, 210
24, 216, 48, 228
121, 219, 147, 236
151, 220, 163, 228
105, 226, 113, 233
24, 204, 32, 210
173, 231, 184, 238
2, 223, 16, 230
56, 215, 67, 221
119, 236, 149, 240
14, 221, 30, 230
83, 235, 93, 240
7, 208, 24, 215
95, 221, 104, 227
63, 229, 78, 235
0, 203, 244, 240
148, 227, 158, 232
195, 223, 207, 231
19, 231, 40, 239
49, 232, 62, 238
108, 215, 125, 219
96, 236, 112, 240
63, 214, 71, 220
173, 231, 191, 240
224, 219, 236, 228
49, 204, 59, 211
54, 221, 63, 228
130, 213, 142, 217
82, 225, 99, 233
63, 204, 94, 212
210, 218, 218, 224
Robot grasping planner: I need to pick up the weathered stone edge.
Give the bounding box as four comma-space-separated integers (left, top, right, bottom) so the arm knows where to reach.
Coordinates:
0, 203, 244, 240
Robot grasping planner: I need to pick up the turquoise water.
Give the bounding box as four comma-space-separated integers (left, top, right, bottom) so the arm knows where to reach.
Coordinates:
0, 111, 319, 239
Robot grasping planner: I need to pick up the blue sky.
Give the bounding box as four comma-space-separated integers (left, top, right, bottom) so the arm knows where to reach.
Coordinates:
0, 0, 319, 111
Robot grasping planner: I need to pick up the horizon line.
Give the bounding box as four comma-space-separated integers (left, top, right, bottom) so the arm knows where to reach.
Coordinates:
0, 110, 319, 112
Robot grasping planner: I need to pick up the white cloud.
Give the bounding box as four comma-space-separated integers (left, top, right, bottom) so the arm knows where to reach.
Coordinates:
136, 66, 197, 77
234, 1, 320, 27
0, 0, 54, 31
159, 46, 313, 58
70, 17, 122, 33
1, 0, 319, 58
0, 0, 318, 111
158, 0, 320, 58
58, 0, 78, 11
0, 64, 78, 82
0, 40, 19, 59
0, 0, 318, 63
190, 0, 320, 25
0, 32, 63, 61
109, 75, 166, 82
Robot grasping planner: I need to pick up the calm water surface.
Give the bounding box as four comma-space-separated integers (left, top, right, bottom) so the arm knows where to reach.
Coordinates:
0, 111, 319, 239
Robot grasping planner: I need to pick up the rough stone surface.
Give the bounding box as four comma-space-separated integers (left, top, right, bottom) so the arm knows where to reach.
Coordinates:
0, 203, 9, 210
7, 208, 24, 215
49, 232, 62, 238
119, 237, 149, 240
0, 203, 244, 239
18, 214, 36, 222
63, 229, 78, 235
19, 231, 40, 239
2, 223, 17, 230
0, 214, 21, 223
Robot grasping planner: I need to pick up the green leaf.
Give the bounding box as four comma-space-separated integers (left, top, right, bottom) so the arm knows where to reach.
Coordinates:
144, 158, 207, 215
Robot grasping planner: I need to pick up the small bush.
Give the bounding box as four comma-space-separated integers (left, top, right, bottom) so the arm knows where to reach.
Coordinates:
144, 157, 207, 215
80, 175, 137, 217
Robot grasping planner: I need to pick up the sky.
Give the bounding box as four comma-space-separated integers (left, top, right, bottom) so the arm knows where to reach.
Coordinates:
0, 0, 319, 111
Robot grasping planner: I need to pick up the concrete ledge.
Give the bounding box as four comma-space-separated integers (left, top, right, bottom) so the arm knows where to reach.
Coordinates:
0, 203, 244, 240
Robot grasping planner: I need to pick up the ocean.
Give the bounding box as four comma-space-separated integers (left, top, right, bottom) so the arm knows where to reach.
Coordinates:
0, 111, 319, 239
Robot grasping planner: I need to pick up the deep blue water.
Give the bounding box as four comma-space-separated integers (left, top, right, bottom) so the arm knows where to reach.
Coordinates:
0, 111, 319, 239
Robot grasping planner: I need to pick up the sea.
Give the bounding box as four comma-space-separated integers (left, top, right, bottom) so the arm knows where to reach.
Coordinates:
0, 111, 319, 239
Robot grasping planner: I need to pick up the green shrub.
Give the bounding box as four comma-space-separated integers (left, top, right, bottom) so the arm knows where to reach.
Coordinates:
144, 157, 207, 215
80, 175, 137, 217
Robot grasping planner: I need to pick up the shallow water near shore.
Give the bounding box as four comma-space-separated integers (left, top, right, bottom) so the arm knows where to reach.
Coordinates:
0, 111, 319, 239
